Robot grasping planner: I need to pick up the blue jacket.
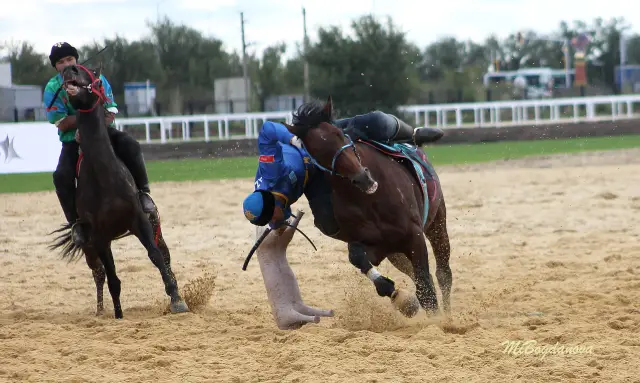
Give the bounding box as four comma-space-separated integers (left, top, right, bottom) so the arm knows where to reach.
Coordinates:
254, 121, 312, 223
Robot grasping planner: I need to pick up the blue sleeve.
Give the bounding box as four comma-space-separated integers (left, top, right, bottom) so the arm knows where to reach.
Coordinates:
99, 75, 118, 111
256, 121, 295, 194
260, 121, 295, 146
43, 85, 69, 125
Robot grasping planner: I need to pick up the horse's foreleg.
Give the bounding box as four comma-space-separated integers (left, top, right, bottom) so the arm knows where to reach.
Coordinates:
425, 202, 452, 316
348, 243, 394, 297
95, 244, 123, 319
84, 247, 105, 316
132, 215, 189, 314
408, 230, 439, 316
348, 243, 420, 318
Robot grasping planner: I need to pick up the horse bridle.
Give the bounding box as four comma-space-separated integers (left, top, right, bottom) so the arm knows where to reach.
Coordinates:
62, 64, 109, 113
303, 132, 363, 179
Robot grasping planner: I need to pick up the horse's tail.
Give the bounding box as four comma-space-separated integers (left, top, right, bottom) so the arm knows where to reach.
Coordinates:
48, 223, 84, 263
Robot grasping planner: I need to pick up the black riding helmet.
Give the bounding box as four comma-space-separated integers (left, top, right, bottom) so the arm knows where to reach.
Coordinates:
49, 42, 79, 67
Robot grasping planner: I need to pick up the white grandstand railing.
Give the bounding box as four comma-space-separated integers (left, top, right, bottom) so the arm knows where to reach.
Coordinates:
112, 94, 640, 144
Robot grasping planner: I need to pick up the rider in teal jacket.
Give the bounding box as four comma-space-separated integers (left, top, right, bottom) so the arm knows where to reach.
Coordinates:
43, 42, 156, 247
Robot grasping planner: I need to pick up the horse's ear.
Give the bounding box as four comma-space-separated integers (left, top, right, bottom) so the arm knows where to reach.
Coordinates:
97, 62, 103, 77
322, 96, 333, 119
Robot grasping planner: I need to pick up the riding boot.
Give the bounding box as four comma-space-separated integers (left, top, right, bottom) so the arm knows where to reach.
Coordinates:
55, 187, 87, 247
391, 118, 444, 146
126, 151, 156, 213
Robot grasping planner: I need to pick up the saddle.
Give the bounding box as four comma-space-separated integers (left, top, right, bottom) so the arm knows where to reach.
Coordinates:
357, 139, 439, 227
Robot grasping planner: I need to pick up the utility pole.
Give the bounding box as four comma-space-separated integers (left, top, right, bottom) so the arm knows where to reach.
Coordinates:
156, 0, 166, 22
620, 33, 627, 92
240, 12, 251, 112
302, 7, 310, 103
563, 38, 572, 89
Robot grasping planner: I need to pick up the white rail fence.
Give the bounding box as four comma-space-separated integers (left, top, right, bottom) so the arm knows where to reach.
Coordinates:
3, 95, 639, 145
399, 94, 640, 130
112, 94, 638, 144
114, 111, 293, 144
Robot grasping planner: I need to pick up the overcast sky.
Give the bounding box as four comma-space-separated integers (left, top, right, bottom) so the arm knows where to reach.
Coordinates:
2, 0, 639, 59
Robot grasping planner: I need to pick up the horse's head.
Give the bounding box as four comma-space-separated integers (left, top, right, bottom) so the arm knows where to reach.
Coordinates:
61, 64, 107, 111
287, 96, 378, 194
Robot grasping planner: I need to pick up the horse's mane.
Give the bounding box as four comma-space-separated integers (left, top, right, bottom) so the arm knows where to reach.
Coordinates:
292, 99, 334, 129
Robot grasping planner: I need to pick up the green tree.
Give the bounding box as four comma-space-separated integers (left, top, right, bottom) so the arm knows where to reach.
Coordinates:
249, 42, 288, 109
307, 15, 420, 116
0, 41, 51, 87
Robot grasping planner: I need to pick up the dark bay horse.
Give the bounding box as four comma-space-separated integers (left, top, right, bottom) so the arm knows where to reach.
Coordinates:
48, 64, 189, 319
286, 97, 452, 317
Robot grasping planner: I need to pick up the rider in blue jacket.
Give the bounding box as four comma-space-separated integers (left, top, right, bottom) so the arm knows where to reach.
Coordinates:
242, 105, 443, 237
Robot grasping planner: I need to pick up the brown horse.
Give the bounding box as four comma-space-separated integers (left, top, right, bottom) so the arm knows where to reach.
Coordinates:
48, 64, 189, 319
285, 97, 452, 317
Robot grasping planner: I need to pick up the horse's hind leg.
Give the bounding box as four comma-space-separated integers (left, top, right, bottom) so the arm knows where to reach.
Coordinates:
84, 247, 105, 316
132, 215, 189, 314
425, 202, 452, 315
149, 210, 177, 284
407, 229, 439, 316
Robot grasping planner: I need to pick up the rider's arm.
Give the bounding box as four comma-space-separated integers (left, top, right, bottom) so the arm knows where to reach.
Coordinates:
99, 75, 118, 126
256, 121, 295, 183
99, 75, 118, 113
261, 121, 296, 146
43, 81, 75, 132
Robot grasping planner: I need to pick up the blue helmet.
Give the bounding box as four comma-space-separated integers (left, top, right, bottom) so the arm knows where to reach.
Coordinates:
242, 190, 276, 226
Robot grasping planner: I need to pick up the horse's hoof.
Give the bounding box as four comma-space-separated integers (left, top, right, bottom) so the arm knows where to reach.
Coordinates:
170, 300, 190, 314
391, 289, 420, 318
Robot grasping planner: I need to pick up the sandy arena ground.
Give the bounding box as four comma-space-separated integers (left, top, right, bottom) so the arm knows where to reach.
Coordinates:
1, 149, 639, 383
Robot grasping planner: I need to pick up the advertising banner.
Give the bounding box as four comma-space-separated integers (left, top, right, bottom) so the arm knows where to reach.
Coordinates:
0, 122, 61, 174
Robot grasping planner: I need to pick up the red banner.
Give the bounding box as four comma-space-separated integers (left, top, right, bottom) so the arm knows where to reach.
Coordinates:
572, 34, 590, 87
574, 55, 587, 86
